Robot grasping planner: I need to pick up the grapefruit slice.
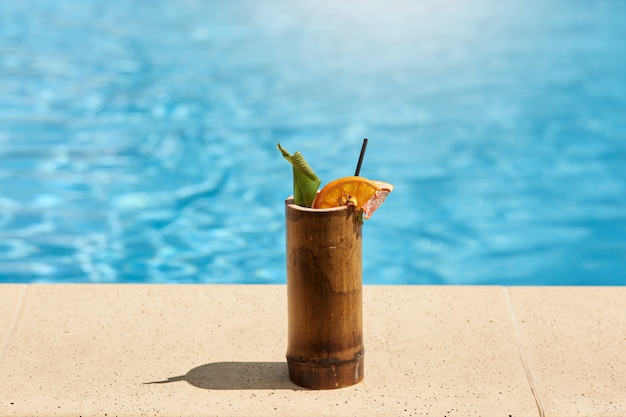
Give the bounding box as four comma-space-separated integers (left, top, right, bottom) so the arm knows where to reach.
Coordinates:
362, 180, 394, 219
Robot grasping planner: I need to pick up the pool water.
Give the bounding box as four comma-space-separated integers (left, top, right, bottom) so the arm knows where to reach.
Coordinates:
1, 0, 625, 285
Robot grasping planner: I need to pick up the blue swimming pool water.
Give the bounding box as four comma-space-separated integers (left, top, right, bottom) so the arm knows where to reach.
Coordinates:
1, 0, 625, 285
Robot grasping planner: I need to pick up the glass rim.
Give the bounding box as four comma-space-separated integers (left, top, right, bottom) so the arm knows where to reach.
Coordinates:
285, 197, 350, 213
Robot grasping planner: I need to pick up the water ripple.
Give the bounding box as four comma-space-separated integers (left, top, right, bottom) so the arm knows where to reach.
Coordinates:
1, 0, 625, 284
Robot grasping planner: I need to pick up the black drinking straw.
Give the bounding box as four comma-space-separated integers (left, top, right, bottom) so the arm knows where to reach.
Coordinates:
354, 138, 368, 176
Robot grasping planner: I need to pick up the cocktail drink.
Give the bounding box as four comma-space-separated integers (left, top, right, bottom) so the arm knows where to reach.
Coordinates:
279, 141, 392, 390
285, 199, 363, 389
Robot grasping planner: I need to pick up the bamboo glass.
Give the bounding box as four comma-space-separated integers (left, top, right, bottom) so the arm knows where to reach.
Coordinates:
285, 197, 364, 389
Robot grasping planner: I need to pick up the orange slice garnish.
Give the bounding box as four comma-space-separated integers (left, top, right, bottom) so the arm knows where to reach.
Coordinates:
312, 176, 393, 219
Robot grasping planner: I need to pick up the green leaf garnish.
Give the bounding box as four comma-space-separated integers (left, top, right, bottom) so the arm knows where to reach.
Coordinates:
277, 143, 321, 207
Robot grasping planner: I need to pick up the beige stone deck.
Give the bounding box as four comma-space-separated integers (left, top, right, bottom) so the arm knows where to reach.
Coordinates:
0, 284, 624, 416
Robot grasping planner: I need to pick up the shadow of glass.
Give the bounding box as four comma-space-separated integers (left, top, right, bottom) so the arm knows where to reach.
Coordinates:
145, 361, 302, 390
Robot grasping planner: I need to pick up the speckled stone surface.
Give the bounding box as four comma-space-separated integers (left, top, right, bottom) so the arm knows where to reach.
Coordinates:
509, 287, 626, 417
0, 285, 623, 417
1, 286, 24, 358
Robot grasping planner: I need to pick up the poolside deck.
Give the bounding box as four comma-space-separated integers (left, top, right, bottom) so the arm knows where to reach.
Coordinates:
0, 284, 624, 416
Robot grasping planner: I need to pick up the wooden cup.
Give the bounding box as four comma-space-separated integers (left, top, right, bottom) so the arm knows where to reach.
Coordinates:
285, 198, 364, 389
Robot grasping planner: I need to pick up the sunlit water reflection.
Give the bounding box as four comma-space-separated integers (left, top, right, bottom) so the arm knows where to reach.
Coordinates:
1, 0, 625, 284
